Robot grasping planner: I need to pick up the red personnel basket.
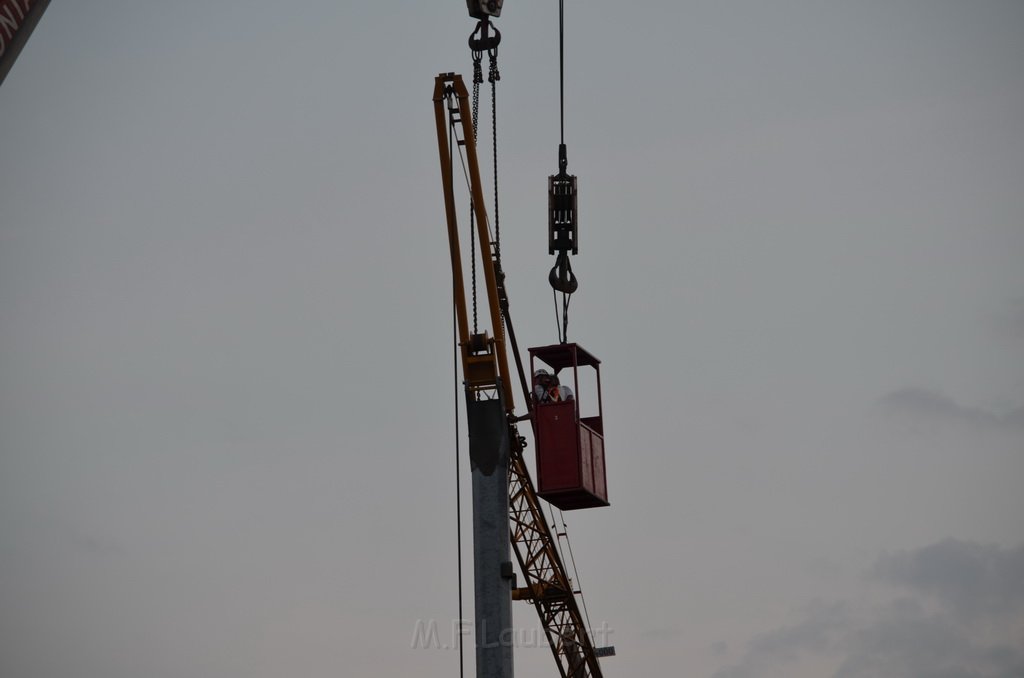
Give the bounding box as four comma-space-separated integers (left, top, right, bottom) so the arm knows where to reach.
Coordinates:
529, 343, 609, 510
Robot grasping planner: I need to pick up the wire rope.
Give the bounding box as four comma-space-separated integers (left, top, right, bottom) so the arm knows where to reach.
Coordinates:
554, 0, 573, 343
559, 0, 565, 148
551, 288, 571, 344
557, 508, 594, 633
552, 289, 563, 342
450, 123, 466, 678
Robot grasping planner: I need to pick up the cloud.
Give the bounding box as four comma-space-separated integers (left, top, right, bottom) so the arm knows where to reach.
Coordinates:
833, 598, 1024, 678
711, 601, 851, 678
873, 539, 1024, 623
878, 388, 1024, 431
711, 540, 1024, 678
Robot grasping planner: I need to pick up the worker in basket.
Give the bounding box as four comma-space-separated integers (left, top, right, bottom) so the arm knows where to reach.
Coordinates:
533, 368, 574, 404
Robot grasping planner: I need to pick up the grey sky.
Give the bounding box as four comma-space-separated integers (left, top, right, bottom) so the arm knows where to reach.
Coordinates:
2, 2, 1023, 676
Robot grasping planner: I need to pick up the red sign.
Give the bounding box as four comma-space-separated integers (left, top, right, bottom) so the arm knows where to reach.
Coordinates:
0, 0, 50, 86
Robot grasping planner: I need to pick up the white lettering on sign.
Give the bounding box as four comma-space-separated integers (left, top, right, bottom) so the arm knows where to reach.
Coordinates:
0, 0, 35, 59
0, 8, 21, 40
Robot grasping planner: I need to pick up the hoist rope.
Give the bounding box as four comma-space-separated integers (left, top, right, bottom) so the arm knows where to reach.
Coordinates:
453, 313, 466, 678
555, 0, 572, 343
552, 289, 571, 344
559, 0, 565, 148
562, 292, 570, 343
450, 129, 466, 678
544, 502, 595, 636
551, 289, 562, 342
556, 507, 594, 633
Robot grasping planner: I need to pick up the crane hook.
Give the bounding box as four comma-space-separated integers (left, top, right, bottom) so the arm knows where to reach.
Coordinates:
548, 251, 578, 294
468, 18, 501, 53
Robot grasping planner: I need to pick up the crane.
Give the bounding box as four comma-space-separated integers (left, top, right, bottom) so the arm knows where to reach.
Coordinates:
1, 1, 610, 674
433, 4, 612, 677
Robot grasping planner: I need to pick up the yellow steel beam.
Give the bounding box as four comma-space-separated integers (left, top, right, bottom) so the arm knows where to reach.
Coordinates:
433, 72, 514, 410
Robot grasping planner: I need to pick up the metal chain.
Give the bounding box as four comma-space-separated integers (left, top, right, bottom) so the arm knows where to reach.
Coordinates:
471, 51, 483, 138
469, 51, 483, 334
488, 48, 501, 264
470, 213, 478, 334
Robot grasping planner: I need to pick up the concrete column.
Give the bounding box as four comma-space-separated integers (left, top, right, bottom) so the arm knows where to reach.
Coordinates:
466, 394, 515, 678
